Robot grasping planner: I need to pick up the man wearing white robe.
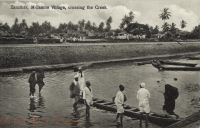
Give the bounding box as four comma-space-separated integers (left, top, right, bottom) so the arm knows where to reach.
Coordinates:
75, 68, 85, 96
83, 81, 93, 118
137, 82, 150, 128
114, 85, 125, 125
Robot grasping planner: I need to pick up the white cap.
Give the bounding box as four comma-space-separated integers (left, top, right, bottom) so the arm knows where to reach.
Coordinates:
74, 74, 79, 78
140, 82, 145, 88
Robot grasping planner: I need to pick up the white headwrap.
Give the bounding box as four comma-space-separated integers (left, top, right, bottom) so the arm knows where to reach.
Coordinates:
140, 82, 145, 88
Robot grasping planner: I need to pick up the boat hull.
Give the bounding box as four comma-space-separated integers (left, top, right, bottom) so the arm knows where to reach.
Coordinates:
92, 98, 181, 127
151, 60, 200, 71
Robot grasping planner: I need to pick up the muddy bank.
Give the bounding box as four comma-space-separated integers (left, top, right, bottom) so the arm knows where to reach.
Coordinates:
1, 42, 200, 68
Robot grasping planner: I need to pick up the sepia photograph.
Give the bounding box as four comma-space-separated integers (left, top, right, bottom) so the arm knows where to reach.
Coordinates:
0, 0, 200, 128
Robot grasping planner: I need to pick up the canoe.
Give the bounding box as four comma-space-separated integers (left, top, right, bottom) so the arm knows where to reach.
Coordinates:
151, 60, 200, 71
159, 60, 197, 67
92, 98, 181, 127
137, 60, 197, 67
187, 57, 200, 60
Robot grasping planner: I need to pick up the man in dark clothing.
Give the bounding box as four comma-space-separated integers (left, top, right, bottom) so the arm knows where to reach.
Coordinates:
70, 76, 80, 116
28, 71, 37, 96
37, 69, 45, 93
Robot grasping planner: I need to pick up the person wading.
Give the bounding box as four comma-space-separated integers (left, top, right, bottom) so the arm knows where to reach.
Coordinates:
37, 69, 45, 93
83, 81, 93, 118
137, 82, 150, 128
77, 67, 85, 97
70, 75, 81, 116
28, 71, 37, 97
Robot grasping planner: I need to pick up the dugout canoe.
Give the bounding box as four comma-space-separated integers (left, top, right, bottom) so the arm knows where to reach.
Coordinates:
151, 60, 200, 71
159, 60, 197, 67
137, 60, 197, 67
92, 98, 181, 127
187, 56, 200, 60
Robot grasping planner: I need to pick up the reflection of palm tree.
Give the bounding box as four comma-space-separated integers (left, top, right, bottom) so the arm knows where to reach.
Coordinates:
159, 8, 171, 23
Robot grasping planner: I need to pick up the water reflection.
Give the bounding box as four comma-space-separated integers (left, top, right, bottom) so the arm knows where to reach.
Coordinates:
83, 117, 92, 127
37, 93, 45, 112
28, 97, 37, 112
28, 94, 45, 113
28, 94, 45, 122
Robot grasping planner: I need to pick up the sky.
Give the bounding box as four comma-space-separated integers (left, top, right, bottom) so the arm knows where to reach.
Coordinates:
0, 0, 199, 32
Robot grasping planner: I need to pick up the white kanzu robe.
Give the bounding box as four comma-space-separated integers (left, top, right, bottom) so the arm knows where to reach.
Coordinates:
83, 86, 93, 105
76, 72, 85, 94
114, 91, 125, 113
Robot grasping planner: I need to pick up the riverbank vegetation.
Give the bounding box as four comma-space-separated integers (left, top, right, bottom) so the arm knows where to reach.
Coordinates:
0, 7, 200, 44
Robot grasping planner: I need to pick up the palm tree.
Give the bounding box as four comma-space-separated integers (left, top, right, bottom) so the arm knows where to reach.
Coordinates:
120, 11, 135, 30
170, 23, 177, 34
119, 15, 127, 30
159, 8, 171, 23
161, 22, 170, 32
20, 19, 28, 30
180, 20, 187, 30
153, 25, 159, 34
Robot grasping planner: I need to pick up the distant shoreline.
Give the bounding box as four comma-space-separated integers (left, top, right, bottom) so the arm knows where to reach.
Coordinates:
0, 42, 200, 69
1, 37, 200, 44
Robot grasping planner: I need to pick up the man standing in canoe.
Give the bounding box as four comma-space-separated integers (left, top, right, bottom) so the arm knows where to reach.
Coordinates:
114, 84, 126, 125
137, 82, 150, 128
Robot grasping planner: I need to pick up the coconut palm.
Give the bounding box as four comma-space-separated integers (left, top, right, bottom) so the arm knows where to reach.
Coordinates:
20, 19, 28, 30
161, 22, 170, 32
119, 15, 128, 29
159, 8, 171, 23
153, 25, 159, 34
180, 20, 187, 30
120, 11, 135, 30
170, 23, 177, 34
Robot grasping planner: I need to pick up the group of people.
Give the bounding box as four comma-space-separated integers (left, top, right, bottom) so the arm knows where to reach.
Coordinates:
69, 67, 152, 127
114, 82, 150, 127
29, 67, 179, 127
28, 69, 45, 96
114, 82, 179, 128
69, 67, 93, 118
69, 68, 179, 127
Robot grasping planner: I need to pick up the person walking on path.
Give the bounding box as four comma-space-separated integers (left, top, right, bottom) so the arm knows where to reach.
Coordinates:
37, 69, 45, 93
114, 84, 126, 125
137, 82, 150, 128
70, 75, 81, 116
83, 81, 93, 118
28, 71, 37, 97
